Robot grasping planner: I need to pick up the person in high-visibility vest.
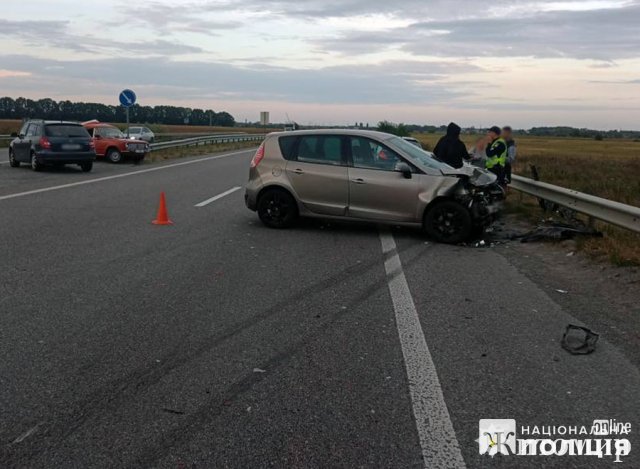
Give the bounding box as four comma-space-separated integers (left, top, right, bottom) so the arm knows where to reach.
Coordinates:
484, 126, 508, 186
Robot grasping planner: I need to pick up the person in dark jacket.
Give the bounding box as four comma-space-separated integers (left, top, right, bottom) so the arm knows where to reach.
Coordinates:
433, 122, 468, 169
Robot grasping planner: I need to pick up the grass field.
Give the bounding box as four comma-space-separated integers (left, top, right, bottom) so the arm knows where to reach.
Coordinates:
414, 133, 640, 266
0, 120, 278, 139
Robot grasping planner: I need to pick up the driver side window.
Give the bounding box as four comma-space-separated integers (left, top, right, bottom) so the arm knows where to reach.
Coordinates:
26, 124, 39, 137
350, 137, 402, 171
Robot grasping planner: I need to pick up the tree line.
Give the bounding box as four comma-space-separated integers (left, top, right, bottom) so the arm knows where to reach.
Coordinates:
0, 97, 236, 127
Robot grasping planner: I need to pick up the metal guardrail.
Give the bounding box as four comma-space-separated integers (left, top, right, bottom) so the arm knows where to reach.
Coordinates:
510, 175, 640, 233
150, 133, 265, 151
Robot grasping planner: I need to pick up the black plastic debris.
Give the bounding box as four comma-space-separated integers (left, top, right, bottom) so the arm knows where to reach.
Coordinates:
514, 222, 602, 243
561, 325, 600, 355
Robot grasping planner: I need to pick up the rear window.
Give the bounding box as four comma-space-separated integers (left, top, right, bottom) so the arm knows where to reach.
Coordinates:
296, 136, 343, 166
278, 136, 297, 160
45, 124, 90, 138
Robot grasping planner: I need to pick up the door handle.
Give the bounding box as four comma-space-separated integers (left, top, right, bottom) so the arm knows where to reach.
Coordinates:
351, 178, 366, 184
293, 168, 305, 175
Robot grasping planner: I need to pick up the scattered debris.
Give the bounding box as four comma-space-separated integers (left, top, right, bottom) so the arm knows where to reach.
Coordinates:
162, 408, 185, 415
515, 222, 602, 243
556, 289, 569, 294
253, 368, 267, 373
561, 325, 600, 355
566, 252, 575, 257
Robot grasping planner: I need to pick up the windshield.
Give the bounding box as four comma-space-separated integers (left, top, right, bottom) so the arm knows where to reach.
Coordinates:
45, 124, 90, 138
388, 136, 452, 171
129, 127, 142, 133
97, 127, 125, 138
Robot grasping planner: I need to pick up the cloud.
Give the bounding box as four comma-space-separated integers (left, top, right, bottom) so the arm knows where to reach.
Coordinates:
0, 19, 202, 56
0, 69, 32, 79
0, 55, 480, 105
121, 2, 244, 35
311, 1, 640, 60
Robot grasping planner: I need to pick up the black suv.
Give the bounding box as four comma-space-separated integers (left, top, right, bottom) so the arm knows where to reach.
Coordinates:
9, 120, 96, 172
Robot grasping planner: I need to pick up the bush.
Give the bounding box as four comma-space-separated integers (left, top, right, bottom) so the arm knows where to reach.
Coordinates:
377, 120, 410, 137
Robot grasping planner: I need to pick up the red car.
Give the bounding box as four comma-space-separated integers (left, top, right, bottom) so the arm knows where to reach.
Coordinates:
82, 120, 150, 163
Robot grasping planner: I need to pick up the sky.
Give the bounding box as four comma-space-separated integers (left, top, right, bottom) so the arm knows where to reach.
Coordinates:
1, 0, 639, 129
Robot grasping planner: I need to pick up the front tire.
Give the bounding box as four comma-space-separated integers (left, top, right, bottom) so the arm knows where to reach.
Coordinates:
106, 148, 122, 164
424, 200, 473, 244
257, 189, 298, 229
31, 153, 43, 172
80, 162, 93, 172
8, 150, 19, 167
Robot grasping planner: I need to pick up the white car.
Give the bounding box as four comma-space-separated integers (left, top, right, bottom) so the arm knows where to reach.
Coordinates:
126, 126, 155, 143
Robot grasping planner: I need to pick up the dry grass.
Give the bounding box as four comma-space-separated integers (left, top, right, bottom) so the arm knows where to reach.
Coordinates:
413, 132, 640, 265
149, 141, 257, 163
117, 123, 279, 135
0, 119, 21, 135
0, 119, 278, 136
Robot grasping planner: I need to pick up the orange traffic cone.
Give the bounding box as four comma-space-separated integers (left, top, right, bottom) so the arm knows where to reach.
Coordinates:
152, 192, 173, 225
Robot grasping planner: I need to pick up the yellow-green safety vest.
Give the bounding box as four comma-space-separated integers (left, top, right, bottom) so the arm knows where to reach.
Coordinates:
485, 138, 508, 169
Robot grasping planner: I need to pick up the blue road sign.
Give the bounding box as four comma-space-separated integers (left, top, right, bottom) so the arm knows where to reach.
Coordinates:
119, 89, 137, 108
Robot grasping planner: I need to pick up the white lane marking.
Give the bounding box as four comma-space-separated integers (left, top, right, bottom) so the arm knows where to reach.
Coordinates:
0, 149, 255, 202
13, 422, 43, 443
195, 186, 242, 207
379, 229, 466, 469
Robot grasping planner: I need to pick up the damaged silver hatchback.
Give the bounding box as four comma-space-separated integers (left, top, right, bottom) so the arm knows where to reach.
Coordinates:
245, 130, 505, 244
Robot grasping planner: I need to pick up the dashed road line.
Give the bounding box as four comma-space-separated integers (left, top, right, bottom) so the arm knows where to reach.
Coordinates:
0, 149, 255, 202
195, 186, 242, 207
379, 229, 466, 469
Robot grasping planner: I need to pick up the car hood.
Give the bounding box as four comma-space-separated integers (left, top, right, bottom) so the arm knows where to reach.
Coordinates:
112, 138, 147, 144
440, 164, 497, 187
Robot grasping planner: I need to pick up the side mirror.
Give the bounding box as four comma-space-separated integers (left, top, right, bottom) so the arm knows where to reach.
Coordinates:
395, 162, 413, 179
10, 132, 18, 138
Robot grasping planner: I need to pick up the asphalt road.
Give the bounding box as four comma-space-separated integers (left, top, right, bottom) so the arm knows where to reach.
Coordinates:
0, 150, 638, 468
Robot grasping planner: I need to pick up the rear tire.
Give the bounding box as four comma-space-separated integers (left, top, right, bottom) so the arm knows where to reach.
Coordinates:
106, 148, 122, 164
31, 153, 43, 172
424, 200, 473, 244
257, 188, 298, 229
80, 162, 93, 172
8, 150, 19, 168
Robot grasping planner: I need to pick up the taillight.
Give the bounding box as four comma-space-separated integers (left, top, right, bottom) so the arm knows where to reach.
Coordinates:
39, 137, 51, 150
250, 143, 265, 168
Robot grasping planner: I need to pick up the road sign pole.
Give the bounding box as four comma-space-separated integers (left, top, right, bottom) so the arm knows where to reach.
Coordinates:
119, 89, 137, 139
